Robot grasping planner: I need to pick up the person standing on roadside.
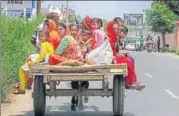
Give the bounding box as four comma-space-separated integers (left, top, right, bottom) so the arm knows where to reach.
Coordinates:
139, 35, 144, 51
157, 36, 161, 52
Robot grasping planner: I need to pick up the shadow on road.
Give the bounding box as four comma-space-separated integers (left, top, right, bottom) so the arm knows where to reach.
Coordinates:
9, 111, 136, 116
9, 105, 136, 116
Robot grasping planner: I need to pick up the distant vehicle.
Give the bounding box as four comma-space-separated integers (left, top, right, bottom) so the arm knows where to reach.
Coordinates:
147, 43, 153, 53
125, 42, 136, 51
135, 40, 140, 51
146, 41, 155, 53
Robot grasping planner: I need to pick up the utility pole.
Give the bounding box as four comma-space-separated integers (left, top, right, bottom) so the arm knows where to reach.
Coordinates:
62, 4, 64, 12
176, 21, 179, 54
37, 0, 41, 17
66, 0, 69, 24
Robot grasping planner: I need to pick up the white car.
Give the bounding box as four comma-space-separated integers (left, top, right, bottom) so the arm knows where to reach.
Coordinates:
125, 42, 136, 51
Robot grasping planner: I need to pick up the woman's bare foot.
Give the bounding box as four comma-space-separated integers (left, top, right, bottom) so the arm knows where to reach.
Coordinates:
126, 82, 145, 91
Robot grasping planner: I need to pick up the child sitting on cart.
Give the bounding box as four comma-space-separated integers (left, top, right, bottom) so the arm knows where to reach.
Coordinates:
69, 24, 78, 40
13, 28, 54, 94
13, 19, 60, 94
85, 17, 113, 65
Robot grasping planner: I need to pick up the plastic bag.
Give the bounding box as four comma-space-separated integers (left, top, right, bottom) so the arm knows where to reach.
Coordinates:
86, 38, 113, 64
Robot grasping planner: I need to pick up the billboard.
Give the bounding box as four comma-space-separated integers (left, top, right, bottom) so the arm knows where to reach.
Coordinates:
1, 0, 35, 9
124, 13, 143, 26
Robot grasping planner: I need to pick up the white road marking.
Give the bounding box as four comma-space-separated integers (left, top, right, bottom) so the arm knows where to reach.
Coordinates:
165, 89, 179, 99
50, 107, 60, 111
83, 108, 95, 111
145, 72, 153, 78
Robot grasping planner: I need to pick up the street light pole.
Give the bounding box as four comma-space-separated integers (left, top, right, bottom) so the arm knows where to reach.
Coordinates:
176, 21, 179, 54
66, 0, 69, 24
37, 0, 41, 17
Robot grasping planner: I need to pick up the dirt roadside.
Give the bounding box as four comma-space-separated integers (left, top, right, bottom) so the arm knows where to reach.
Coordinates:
1, 90, 33, 116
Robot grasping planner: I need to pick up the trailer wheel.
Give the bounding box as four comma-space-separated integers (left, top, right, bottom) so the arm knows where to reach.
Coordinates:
113, 75, 125, 116
33, 75, 46, 116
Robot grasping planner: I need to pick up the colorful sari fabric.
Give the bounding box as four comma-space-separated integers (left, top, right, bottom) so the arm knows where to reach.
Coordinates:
56, 35, 82, 60
49, 35, 83, 65
106, 21, 117, 56
47, 19, 60, 50
88, 36, 96, 51
48, 54, 68, 65
79, 38, 92, 57
82, 17, 109, 51
77, 29, 95, 52
80, 16, 99, 51
82, 16, 93, 31
106, 21, 137, 86
77, 29, 82, 41
113, 56, 137, 86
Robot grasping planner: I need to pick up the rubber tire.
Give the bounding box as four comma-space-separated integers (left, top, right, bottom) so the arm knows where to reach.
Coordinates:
33, 75, 46, 116
113, 75, 125, 116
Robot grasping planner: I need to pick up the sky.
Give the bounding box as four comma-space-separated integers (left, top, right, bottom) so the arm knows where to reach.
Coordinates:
42, 1, 152, 20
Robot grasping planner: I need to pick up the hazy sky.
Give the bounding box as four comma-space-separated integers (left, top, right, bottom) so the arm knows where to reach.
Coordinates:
42, 1, 152, 20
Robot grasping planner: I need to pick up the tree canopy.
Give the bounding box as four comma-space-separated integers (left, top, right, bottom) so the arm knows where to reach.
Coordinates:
163, 1, 179, 16
146, 3, 178, 35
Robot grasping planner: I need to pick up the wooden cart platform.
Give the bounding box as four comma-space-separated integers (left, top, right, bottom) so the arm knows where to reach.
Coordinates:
29, 63, 127, 116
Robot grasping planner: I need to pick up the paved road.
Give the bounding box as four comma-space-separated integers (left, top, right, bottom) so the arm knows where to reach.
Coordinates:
4, 51, 179, 116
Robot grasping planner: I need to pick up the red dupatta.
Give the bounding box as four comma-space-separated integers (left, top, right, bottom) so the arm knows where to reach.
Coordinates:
81, 16, 96, 51
106, 21, 117, 56
47, 19, 60, 50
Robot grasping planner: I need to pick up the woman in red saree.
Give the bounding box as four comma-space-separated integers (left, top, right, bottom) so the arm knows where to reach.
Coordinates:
106, 20, 145, 90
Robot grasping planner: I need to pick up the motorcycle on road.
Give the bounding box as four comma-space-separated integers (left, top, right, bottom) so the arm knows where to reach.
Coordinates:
146, 41, 155, 53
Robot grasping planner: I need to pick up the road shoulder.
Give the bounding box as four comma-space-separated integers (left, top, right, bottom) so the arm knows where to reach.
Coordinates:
153, 52, 179, 59
1, 90, 33, 116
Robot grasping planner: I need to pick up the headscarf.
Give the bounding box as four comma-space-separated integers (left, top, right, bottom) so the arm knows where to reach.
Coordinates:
47, 19, 57, 31
82, 16, 93, 31
46, 19, 60, 50
93, 29, 106, 48
106, 21, 117, 56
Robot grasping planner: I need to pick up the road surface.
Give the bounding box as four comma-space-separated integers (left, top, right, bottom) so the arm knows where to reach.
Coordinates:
2, 51, 179, 116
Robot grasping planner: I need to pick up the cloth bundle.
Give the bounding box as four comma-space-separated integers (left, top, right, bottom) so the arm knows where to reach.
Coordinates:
86, 38, 113, 64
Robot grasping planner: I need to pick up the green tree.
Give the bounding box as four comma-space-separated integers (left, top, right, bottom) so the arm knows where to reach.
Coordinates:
68, 14, 83, 25
146, 3, 178, 52
163, 1, 179, 16
68, 15, 76, 24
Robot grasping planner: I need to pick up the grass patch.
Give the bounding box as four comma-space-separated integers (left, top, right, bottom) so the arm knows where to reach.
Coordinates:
1, 15, 44, 100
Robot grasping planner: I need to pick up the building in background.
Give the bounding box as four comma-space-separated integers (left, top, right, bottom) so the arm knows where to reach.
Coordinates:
41, 5, 76, 23
61, 7, 76, 23
41, 8, 48, 15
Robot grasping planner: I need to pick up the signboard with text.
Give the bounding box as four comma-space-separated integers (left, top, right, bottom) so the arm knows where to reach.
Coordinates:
124, 13, 143, 26
1, 0, 34, 9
